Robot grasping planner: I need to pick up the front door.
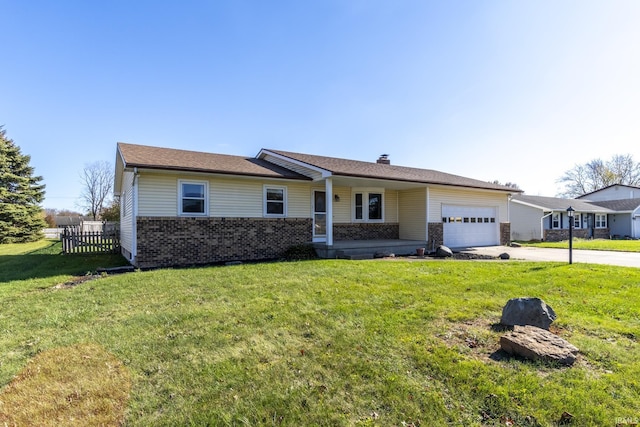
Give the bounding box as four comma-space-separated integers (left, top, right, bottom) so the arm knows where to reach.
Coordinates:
313, 191, 327, 241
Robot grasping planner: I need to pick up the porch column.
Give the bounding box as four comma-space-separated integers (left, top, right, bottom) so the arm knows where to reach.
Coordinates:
326, 178, 333, 246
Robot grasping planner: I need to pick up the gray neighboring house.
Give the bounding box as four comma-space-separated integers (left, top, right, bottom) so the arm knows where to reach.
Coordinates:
574, 185, 640, 239
510, 195, 614, 242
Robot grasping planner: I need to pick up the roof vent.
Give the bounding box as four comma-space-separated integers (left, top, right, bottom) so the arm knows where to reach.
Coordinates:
377, 154, 390, 165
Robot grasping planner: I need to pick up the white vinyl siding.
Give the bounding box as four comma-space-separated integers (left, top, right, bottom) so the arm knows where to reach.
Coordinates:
331, 186, 351, 223
384, 190, 399, 223
509, 202, 544, 241
138, 174, 179, 217
399, 188, 427, 240
119, 171, 135, 257
428, 187, 509, 223
137, 172, 313, 218
580, 185, 638, 202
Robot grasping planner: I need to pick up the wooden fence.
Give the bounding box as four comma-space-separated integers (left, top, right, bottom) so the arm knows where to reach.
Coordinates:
61, 226, 120, 254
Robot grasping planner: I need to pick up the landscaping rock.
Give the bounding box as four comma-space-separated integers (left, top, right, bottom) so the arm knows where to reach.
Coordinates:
500, 325, 579, 366
498, 252, 510, 260
510, 242, 522, 248
500, 297, 556, 330
435, 245, 453, 258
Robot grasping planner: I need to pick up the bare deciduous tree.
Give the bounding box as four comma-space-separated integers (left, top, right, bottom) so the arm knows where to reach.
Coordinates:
79, 161, 113, 220
557, 154, 640, 197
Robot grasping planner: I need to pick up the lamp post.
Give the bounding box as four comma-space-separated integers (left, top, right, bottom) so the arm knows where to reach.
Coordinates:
566, 206, 575, 264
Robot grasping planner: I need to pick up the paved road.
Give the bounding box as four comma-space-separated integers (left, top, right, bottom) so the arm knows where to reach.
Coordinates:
460, 246, 640, 268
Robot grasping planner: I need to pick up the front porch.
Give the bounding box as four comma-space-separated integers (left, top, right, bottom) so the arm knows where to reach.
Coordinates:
313, 239, 427, 259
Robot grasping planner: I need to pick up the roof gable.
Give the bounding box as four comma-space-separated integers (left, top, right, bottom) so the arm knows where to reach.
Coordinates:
577, 184, 640, 199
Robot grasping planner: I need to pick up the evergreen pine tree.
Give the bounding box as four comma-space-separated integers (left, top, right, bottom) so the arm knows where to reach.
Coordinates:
0, 127, 46, 243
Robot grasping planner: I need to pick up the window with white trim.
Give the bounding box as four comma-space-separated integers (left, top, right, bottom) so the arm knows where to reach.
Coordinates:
552, 213, 560, 229
573, 213, 581, 229
179, 180, 208, 216
595, 214, 607, 228
264, 186, 287, 217
353, 190, 383, 221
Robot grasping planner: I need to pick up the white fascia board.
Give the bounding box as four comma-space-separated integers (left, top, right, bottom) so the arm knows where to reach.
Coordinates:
257, 149, 332, 179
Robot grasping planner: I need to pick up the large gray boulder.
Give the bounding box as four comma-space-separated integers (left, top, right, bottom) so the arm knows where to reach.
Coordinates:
500, 297, 556, 330
435, 245, 453, 258
500, 325, 579, 366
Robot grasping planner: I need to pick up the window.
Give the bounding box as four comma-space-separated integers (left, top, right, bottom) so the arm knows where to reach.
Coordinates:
573, 213, 581, 229
353, 190, 384, 221
179, 180, 208, 216
595, 214, 607, 228
264, 186, 287, 217
552, 213, 560, 229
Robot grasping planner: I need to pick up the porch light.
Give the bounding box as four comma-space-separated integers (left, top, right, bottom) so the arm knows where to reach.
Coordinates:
334, 194, 340, 202
566, 206, 574, 264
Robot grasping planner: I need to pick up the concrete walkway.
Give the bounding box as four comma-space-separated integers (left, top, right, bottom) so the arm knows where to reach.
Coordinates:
459, 246, 640, 268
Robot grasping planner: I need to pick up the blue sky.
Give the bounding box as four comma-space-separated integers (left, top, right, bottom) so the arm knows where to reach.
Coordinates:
3, 1, 640, 211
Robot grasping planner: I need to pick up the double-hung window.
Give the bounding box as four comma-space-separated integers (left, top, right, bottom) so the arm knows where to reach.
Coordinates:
595, 214, 607, 228
264, 186, 287, 217
354, 190, 383, 221
179, 180, 208, 216
573, 213, 581, 229
552, 213, 560, 229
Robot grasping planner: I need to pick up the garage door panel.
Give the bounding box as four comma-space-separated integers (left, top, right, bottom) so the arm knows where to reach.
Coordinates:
442, 205, 498, 247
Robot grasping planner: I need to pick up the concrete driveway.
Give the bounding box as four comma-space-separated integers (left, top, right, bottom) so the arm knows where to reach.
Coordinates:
459, 246, 640, 268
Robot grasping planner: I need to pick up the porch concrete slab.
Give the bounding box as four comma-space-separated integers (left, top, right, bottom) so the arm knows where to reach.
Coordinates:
459, 246, 640, 268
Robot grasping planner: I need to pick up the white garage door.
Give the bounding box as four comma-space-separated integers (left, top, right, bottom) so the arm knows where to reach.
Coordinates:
442, 205, 499, 247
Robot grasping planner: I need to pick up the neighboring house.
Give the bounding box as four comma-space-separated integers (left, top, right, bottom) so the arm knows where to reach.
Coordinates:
53, 215, 92, 227
115, 143, 520, 268
576, 184, 640, 202
510, 195, 614, 242
586, 198, 640, 239
576, 185, 640, 239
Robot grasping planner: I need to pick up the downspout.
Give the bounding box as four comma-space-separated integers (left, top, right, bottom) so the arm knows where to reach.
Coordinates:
132, 167, 139, 264
540, 212, 552, 241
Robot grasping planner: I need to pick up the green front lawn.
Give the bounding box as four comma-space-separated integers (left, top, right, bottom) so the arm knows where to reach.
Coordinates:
518, 238, 640, 252
1, 241, 639, 426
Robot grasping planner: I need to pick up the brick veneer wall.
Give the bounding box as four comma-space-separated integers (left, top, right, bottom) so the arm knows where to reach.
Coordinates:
593, 228, 610, 239
500, 223, 511, 246
427, 222, 443, 250
135, 217, 312, 269
332, 223, 399, 240
544, 228, 591, 242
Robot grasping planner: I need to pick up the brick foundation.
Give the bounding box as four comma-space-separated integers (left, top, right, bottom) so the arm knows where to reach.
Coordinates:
135, 217, 312, 268
500, 222, 511, 246
333, 223, 399, 240
593, 228, 610, 239
544, 228, 594, 242
427, 222, 443, 250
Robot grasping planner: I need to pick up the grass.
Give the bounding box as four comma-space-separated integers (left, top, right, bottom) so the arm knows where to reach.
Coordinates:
1, 241, 639, 426
517, 238, 640, 252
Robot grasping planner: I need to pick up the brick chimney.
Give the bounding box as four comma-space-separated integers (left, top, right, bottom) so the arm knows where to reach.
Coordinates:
377, 154, 390, 165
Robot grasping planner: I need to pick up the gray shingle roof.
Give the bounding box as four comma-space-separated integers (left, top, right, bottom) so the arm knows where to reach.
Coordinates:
265, 149, 519, 192
512, 194, 615, 213
589, 198, 640, 211
117, 143, 311, 180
